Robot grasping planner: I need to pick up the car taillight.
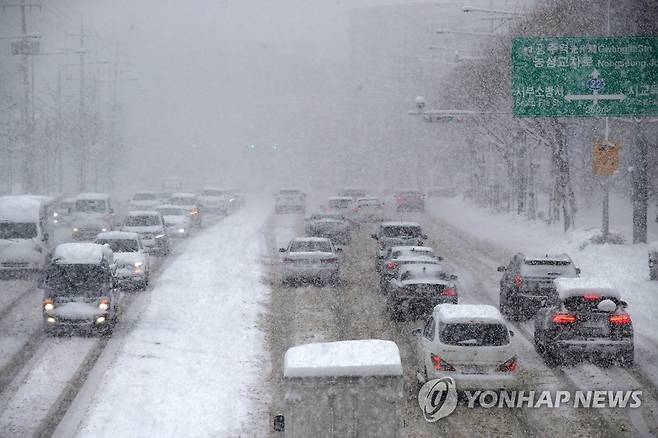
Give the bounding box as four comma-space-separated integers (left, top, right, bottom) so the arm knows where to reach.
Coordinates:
431, 353, 455, 371
385, 261, 397, 270
321, 258, 338, 264
513, 275, 523, 288
583, 294, 600, 302
552, 312, 576, 324
440, 288, 456, 297
497, 356, 518, 373
609, 313, 631, 325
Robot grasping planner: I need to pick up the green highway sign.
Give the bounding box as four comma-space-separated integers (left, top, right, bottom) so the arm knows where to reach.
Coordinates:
511, 36, 658, 117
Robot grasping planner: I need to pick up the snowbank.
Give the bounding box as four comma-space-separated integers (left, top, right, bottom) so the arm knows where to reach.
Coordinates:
284, 340, 402, 378
74, 203, 269, 437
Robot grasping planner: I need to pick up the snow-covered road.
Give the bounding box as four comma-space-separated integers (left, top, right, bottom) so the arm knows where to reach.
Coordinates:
61, 203, 270, 438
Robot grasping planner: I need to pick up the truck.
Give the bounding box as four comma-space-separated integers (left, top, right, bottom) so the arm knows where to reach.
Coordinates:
277, 339, 404, 437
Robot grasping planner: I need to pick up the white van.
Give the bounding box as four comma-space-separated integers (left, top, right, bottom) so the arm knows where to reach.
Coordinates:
71, 193, 115, 241
0, 195, 56, 274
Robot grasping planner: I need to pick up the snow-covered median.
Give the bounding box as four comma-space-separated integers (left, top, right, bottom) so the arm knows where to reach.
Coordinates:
75, 204, 270, 437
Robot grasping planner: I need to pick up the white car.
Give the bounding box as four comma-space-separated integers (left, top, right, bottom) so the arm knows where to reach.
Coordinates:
155, 205, 192, 238
414, 304, 518, 391
169, 192, 202, 227
95, 231, 150, 289
354, 197, 385, 222
198, 188, 231, 214
129, 191, 160, 209
327, 197, 355, 217
275, 189, 306, 214
71, 193, 116, 241
280, 237, 341, 286
121, 210, 170, 256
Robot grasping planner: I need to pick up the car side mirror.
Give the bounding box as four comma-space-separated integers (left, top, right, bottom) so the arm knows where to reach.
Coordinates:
335, 247, 343, 253
279, 248, 287, 253
436, 256, 443, 261
619, 300, 628, 309
42, 233, 49, 242
449, 274, 458, 281
421, 234, 428, 240
371, 234, 378, 240
411, 328, 422, 337
509, 329, 515, 337
497, 266, 507, 272
575, 267, 581, 275
273, 414, 285, 432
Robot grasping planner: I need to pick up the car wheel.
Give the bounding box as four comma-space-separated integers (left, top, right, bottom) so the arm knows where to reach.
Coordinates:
651, 269, 657, 281
44, 326, 58, 337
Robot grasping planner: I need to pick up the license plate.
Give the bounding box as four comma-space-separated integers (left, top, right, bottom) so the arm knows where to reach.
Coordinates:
460, 365, 487, 374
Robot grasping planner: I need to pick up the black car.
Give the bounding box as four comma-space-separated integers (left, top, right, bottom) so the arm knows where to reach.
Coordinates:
534, 279, 633, 367
498, 253, 580, 319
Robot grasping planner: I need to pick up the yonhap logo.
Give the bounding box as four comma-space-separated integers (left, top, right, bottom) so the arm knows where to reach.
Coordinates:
418, 377, 458, 422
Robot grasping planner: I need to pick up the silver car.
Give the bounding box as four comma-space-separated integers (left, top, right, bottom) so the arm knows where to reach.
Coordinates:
372, 222, 428, 271
280, 237, 342, 287
95, 231, 150, 290
304, 213, 352, 245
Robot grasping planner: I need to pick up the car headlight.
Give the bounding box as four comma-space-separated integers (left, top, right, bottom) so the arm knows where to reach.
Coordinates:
101, 228, 108, 232
98, 297, 110, 311
53, 212, 59, 217
155, 234, 165, 239
73, 227, 79, 232
96, 316, 106, 324
178, 228, 185, 233
44, 303, 54, 311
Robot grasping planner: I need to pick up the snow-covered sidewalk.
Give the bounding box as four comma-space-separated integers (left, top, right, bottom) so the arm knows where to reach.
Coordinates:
74, 203, 270, 437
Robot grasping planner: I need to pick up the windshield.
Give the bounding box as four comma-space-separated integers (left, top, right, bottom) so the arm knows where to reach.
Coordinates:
311, 214, 343, 221
44, 264, 108, 295
75, 199, 107, 213
0, 222, 38, 239
201, 190, 224, 196
123, 215, 161, 227
133, 193, 156, 201
290, 241, 332, 252
439, 323, 509, 346
170, 198, 195, 206
521, 260, 577, 277
328, 199, 352, 208
95, 239, 139, 253
382, 226, 422, 238
157, 207, 185, 216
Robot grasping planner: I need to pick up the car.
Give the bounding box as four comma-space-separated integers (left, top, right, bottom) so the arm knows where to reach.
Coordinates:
379, 254, 441, 290
649, 242, 658, 280
371, 222, 428, 271
52, 197, 76, 226
354, 197, 385, 223
71, 193, 116, 241
338, 188, 367, 199
275, 189, 306, 214
169, 192, 202, 227
227, 189, 245, 208
414, 304, 518, 391
120, 210, 170, 256
41, 243, 119, 335
394, 190, 425, 212
155, 204, 192, 238
280, 237, 341, 286
534, 278, 634, 367
95, 231, 150, 289
386, 264, 458, 321
389, 245, 438, 261
0, 196, 56, 275
198, 187, 231, 214
327, 197, 355, 217
129, 191, 160, 209
304, 213, 352, 245
498, 253, 580, 319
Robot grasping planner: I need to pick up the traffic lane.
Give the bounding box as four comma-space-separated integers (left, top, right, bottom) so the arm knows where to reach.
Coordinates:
414, 211, 645, 436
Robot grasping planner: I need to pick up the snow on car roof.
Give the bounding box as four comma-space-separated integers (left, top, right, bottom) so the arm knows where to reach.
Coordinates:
293, 236, 332, 243
394, 255, 438, 263
357, 197, 380, 202
524, 253, 572, 262
0, 196, 45, 222
155, 204, 185, 211
329, 196, 353, 200
127, 210, 160, 216
555, 277, 620, 300
381, 221, 421, 227
96, 231, 139, 240
53, 243, 107, 264
435, 304, 506, 325
283, 340, 402, 378
133, 190, 157, 195
391, 245, 433, 253
75, 192, 110, 200
171, 192, 196, 198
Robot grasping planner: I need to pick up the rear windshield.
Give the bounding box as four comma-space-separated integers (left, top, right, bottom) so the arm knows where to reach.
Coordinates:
563, 296, 620, 312
157, 207, 184, 216
400, 269, 444, 281
339, 190, 365, 198
0, 222, 38, 239
311, 214, 343, 220
290, 241, 332, 252
439, 323, 509, 346
521, 260, 576, 277
44, 264, 108, 295
201, 189, 224, 196
329, 199, 352, 208
133, 193, 156, 201
170, 197, 195, 206
357, 199, 381, 207
96, 239, 138, 253
124, 215, 161, 227
392, 248, 433, 258
279, 190, 302, 196
76, 199, 107, 213
382, 226, 422, 238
